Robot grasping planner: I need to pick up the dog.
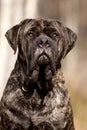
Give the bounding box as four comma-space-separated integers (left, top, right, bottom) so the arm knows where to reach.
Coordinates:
0, 19, 77, 130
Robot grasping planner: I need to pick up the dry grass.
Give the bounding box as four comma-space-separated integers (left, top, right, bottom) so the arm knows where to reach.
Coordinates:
68, 86, 87, 130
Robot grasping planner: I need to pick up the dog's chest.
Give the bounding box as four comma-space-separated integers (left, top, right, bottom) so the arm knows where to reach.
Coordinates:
5, 87, 61, 109
4, 85, 66, 116
2, 79, 71, 129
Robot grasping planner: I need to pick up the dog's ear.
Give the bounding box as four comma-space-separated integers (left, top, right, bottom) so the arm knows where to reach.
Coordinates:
5, 19, 32, 54
5, 25, 20, 54
63, 27, 77, 58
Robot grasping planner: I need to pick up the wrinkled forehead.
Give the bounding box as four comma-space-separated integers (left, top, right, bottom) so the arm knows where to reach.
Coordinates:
22, 19, 62, 33
30, 19, 57, 28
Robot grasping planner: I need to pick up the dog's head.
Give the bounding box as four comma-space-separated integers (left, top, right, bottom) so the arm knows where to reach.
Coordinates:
5, 19, 77, 82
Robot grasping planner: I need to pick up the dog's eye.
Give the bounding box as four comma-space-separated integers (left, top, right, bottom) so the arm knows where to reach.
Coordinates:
52, 32, 58, 37
27, 32, 34, 37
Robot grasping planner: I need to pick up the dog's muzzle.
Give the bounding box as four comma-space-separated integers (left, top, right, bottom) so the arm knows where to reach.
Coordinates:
34, 36, 53, 65
37, 53, 49, 65
28, 36, 56, 82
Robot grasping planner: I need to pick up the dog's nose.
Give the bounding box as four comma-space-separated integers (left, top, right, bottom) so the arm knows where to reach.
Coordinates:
38, 38, 50, 48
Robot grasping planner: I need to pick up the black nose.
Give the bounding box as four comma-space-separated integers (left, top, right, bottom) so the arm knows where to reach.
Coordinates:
38, 38, 50, 48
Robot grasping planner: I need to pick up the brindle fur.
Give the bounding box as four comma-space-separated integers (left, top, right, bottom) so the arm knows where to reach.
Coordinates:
0, 19, 77, 130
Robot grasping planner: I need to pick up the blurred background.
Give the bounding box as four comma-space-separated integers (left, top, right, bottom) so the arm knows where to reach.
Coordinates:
0, 0, 87, 129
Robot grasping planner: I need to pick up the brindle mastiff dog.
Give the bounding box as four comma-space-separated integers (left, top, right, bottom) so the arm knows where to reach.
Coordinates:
0, 19, 77, 130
